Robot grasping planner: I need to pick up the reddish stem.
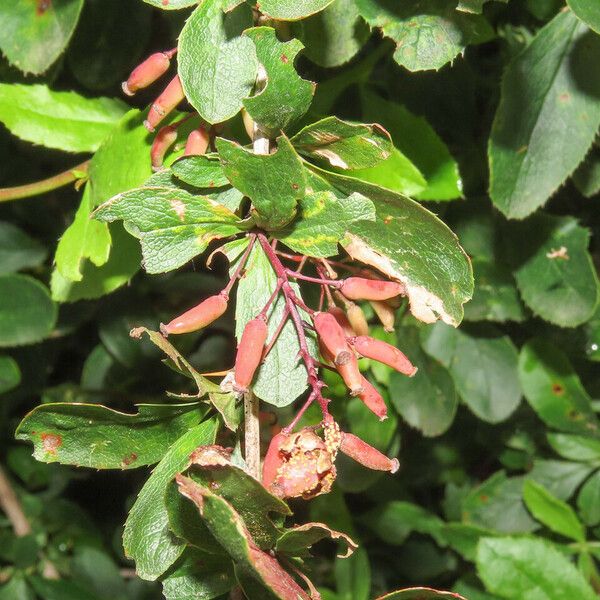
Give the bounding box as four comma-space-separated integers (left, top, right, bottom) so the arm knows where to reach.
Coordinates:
285, 269, 341, 288
262, 307, 289, 360
223, 234, 256, 296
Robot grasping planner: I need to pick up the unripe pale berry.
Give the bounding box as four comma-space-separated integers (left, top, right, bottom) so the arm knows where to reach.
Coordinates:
370, 300, 395, 332
160, 292, 228, 335
340, 432, 399, 473
346, 302, 369, 336
122, 52, 171, 96
314, 311, 352, 366
184, 127, 210, 156
340, 277, 404, 301
352, 336, 417, 376
357, 375, 387, 420
328, 306, 354, 337
151, 125, 178, 170
144, 75, 185, 132
233, 316, 268, 392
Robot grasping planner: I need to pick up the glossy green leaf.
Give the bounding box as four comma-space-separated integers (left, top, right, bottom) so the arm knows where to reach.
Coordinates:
243, 27, 314, 134
259, 0, 335, 20
172, 155, 230, 189
355, 0, 493, 72
376, 589, 467, 600
508, 215, 599, 327
15, 403, 206, 469
527, 459, 594, 501
217, 136, 304, 229
276, 522, 356, 557
292, 117, 392, 170
457, 0, 508, 12
0, 0, 83, 74
0, 275, 57, 347
162, 549, 235, 600
0, 84, 127, 153
522, 480, 585, 541
477, 537, 597, 600
577, 470, 600, 526
335, 546, 370, 600
123, 419, 218, 580
464, 258, 526, 323
0, 355, 20, 394
441, 523, 497, 562
94, 187, 242, 274
573, 146, 600, 198
178, 0, 257, 124
489, 11, 600, 218
389, 326, 458, 437
142, 0, 197, 8
421, 322, 521, 423
276, 191, 375, 258
547, 433, 600, 462
0, 222, 46, 275
316, 169, 473, 326
359, 91, 461, 201
518, 339, 599, 435
234, 243, 316, 407
291, 0, 369, 68
568, 0, 600, 34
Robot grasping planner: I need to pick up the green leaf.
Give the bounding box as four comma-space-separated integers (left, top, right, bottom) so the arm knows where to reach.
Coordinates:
172, 155, 230, 189
291, 0, 370, 68
162, 549, 235, 600
518, 339, 599, 435
0, 222, 46, 275
0, 0, 83, 74
462, 472, 538, 533
94, 186, 242, 274
0, 275, 57, 347
217, 136, 305, 229
316, 169, 473, 326
577, 470, 600, 526
55, 185, 112, 282
123, 419, 218, 581
389, 326, 458, 437
0, 355, 20, 394
335, 546, 370, 600
142, 0, 197, 8
243, 27, 314, 134
355, 0, 493, 72
441, 523, 497, 562
359, 90, 462, 201
527, 459, 594, 501
178, 0, 257, 124
568, 0, 600, 34
275, 522, 356, 557
420, 323, 521, 423
292, 117, 392, 170
15, 403, 206, 469
234, 242, 316, 406
27, 577, 92, 600
547, 433, 600, 462
0, 84, 127, 153
67, 0, 152, 91
376, 589, 467, 600
522, 480, 585, 541
259, 0, 335, 20
489, 11, 600, 218
276, 191, 375, 258
476, 537, 597, 600
508, 215, 599, 327
464, 258, 527, 323
457, 0, 508, 13
573, 146, 600, 198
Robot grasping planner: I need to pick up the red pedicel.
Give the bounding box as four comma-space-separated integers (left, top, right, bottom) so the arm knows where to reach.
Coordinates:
346, 302, 369, 336
160, 292, 228, 336
340, 432, 399, 473
184, 127, 210, 156
122, 52, 171, 96
144, 75, 185, 132
370, 300, 395, 332
233, 316, 268, 392
151, 125, 178, 170
352, 335, 417, 376
340, 277, 404, 301
357, 375, 387, 420
314, 311, 352, 366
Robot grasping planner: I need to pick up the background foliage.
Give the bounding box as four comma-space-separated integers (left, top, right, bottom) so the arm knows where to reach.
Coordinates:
0, 0, 599, 599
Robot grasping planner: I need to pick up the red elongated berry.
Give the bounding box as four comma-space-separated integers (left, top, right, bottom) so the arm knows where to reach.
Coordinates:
328, 306, 354, 337
262, 431, 289, 489
358, 376, 387, 420
122, 52, 171, 96
352, 336, 417, 376
346, 302, 369, 336
151, 125, 178, 170
314, 311, 352, 366
336, 354, 364, 396
160, 292, 228, 335
144, 75, 185, 132
340, 277, 404, 301
184, 127, 210, 156
370, 300, 395, 332
233, 316, 268, 392
340, 432, 399, 473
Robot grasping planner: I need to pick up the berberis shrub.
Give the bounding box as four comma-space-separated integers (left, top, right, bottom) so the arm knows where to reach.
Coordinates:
0, 0, 599, 599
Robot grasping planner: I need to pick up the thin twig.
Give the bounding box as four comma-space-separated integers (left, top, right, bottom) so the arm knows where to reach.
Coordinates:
244, 390, 261, 479
0, 465, 31, 536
